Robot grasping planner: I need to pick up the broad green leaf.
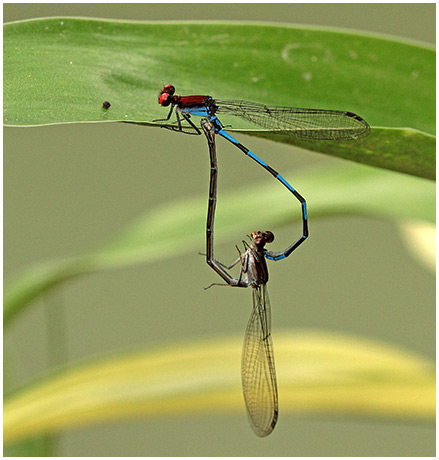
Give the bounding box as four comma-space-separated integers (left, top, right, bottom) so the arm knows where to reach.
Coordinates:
3, 330, 435, 445
4, 162, 435, 325
248, 128, 436, 180
4, 18, 435, 178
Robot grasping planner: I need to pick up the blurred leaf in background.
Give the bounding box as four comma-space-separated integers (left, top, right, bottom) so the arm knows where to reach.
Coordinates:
4, 330, 435, 445
4, 161, 435, 325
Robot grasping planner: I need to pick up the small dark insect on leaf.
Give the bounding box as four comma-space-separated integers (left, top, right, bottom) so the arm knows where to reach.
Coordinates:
102, 101, 111, 109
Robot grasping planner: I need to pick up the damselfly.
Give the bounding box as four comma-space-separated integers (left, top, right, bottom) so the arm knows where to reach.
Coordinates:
201, 118, 308, 436
156, 85, 319, 258
155, 86, 368, 253
155, 84, 370, 141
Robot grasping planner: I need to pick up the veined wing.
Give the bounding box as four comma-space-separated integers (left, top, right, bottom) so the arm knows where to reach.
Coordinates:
216, 99, 370, 140
241, 285, 278, 437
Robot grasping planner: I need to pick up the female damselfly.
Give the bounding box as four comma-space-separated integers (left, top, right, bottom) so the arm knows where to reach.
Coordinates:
201, 118, 308, 436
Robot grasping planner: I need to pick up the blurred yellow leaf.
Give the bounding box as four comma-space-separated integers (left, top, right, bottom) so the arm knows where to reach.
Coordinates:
4, 330, 434, 444
397, 220, 436, 273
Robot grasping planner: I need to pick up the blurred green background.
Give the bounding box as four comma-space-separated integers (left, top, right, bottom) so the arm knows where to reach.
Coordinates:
4, 3, 435, 456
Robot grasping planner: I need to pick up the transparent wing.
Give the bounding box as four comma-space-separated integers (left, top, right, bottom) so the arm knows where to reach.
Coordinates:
216, 99, 370, 140
241, 285, 278, 437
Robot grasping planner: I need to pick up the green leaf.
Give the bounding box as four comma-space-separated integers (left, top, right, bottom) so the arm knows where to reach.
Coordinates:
4, 330, 435, 445
247, 128, 436, 180
4, 162, 435, 325
4, 18, 435, 178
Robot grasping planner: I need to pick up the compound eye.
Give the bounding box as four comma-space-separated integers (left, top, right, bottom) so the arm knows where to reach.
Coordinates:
162, 84, 175, 96
263, 231, 275, 243
159, 92, 172, 106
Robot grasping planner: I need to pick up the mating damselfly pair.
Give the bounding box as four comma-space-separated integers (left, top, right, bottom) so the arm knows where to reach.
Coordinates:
155, 85, 370, 436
